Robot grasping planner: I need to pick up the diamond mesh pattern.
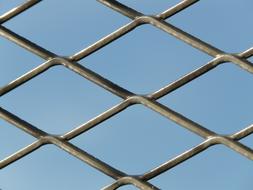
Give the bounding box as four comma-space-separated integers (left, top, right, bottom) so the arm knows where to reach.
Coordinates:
1, 1, 253, 189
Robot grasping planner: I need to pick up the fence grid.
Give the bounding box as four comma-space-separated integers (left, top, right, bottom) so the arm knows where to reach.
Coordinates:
0, 0, 253, 189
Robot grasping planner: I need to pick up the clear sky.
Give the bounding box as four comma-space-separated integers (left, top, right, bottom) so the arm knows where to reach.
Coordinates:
0, 0, 253, 189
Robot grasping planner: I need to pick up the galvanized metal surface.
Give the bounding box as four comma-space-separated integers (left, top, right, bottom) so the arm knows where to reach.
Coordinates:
0, 0, 252, 189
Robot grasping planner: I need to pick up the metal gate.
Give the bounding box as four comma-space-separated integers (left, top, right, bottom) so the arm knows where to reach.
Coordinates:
1, 0, 252, 189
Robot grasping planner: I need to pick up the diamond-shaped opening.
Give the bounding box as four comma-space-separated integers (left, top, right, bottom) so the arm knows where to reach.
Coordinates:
4, 1, 130, 56
0, 145, 114, 190
240, 134, 253, 149
150, 145, 253, 190
0, 37, 43, 87
0, 66, 121, 134
169, 0, 253, 52
118, 0, 181, 16
0, 0, 26, 16
118, 185, 139, 190
159, 63, 253, 134
82, 24, 211, 94
71, 104, 202, 174
0, 119, 36, 160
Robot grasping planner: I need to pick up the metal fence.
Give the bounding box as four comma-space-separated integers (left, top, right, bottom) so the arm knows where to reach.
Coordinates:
0, 0, 253, 189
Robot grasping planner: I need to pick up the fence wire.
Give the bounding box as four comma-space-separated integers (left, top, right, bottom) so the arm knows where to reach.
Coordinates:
0, 0, 253, 189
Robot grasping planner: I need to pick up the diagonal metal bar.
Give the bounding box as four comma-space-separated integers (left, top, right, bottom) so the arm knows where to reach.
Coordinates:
0, 100, 131, 168
157, 0, 199, 19
98, 0, 222, 57
0, 26, 56, 60
101, 176, 160, 190
70, 0, 199, 61
141, 124, 253, 181
1, 0, 198, 61
105, 124, 253, 189
96, 0, 253, 160
98, 0, 253, 74
150, 47, 253, 99
1, 23, 252, 160
141, 125, 253, 181
0, 26, 133, 98
1, 1, 253, 189
0, 106, 161, 190
0, 8, 253, 162
1, 0, 252, 97
0, 0, 42, 24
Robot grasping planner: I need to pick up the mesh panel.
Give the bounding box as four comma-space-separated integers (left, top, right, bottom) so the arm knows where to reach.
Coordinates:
0, 0, 252, 189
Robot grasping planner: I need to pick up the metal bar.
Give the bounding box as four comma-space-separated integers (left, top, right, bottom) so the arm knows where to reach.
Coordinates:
98, 0, 223, 57
71, 0, 200, 61
101, 124, 253, 189
150, 47, 253, 100
102, 176, 160, 190
98, 0, 253, 75
157, 0, 199, 20
0, 26, 133, 99
0, 26, 56, 60
69, 20, 139, 61
1, 23, 252, 170
0, 0, 42, 24
0, 24, 235, 145
0, 107, 125, 179
0, 106, 159, 189
142, 124, 253, 180
0, 60, 57, 96
1, 1, 253, 189
0, 140, 43, 168
133, 96, 253, 159
0, 25, 251, 139
2, 50, 251, 161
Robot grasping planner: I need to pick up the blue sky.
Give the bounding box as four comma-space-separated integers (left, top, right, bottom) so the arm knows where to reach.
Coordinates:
0, 0, 253, 189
